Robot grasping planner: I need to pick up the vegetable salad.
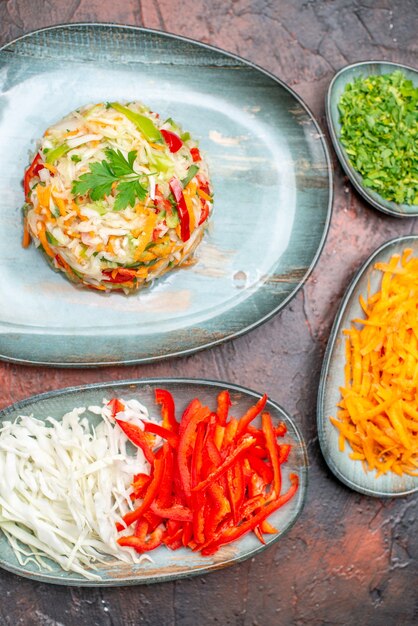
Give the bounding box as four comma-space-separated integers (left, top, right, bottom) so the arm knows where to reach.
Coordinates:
23, 102, 213, 293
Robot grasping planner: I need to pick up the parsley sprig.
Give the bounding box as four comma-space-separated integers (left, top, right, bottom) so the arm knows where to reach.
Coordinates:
338, 70, 418, 205
72, 148, 148, 211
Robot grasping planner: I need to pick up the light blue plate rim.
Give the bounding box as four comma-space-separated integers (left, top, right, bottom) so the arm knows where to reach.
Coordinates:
326, 60, 418, 218
317, 235, 418, 497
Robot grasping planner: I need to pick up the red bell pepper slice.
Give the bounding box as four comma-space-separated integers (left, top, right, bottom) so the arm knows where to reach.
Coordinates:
247, 454, 273, 485
161, 129, 183, 153
155, 389, 178, 433
117, 527, 163, 553
261, 412, 281, 497
216, 390, 231, 426
107, 398, 125, 417
103, 268, 137, 284
260, 519, 278, 534
117, 444, 167, 530
192, 436, 256, 493
24, 152, 43, 200
150, 503, 193, 522
253, 525, 266, 545
169, 177, 190, 242
201, 474, 299, 554
115, 419, 155, 466
236, 394, 268, 438
134, 519, 148, 540
190, 147, 201, 162
198, 198, 210, 226
142, 421, 179, 448
178, 405, 210, 500
278, 443, 291, 464
227, 461, 245, 525
190, 421, 206, 544
131, 473, 151, 498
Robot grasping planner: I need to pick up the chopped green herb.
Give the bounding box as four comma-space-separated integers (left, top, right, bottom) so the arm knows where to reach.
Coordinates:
338, 70, 418, 205
71, 154, 82, 163
72, 148, 148, 211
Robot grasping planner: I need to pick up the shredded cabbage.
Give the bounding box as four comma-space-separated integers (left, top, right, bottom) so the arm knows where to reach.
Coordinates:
0, 398, 156, 580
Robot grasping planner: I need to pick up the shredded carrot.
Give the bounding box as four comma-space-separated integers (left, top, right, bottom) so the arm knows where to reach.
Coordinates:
330, 249, 418, 477
22, 219, 31, 248
197, 188, 212, 202
37, 223, 54, 258
43, 163, 57, 174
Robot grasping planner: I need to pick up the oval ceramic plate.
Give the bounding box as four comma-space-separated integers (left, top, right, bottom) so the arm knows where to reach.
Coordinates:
326, 60, 418, 218
0, 378, 307, 586
318, 236, 418, 497
0, 24, 331, 366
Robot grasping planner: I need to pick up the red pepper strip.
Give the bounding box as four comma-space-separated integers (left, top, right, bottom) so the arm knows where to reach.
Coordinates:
103, 268, 137, 284
161, 129, 183, 153
143, 510, 162, 532
155, 388, 178, 433
227, 462, 245, 525
275, 422, 287, 437
260, 519, 278, 534
222, 418, 238, 450
201, 474, 299, 555
261, 412, 281, 497
235, 395, 268, 439
250, 444, 269, 459
204, 483, 231, 538
246, 426, 267, 446
24, 152, 43, 199
191, 422, 206, 544
192, 436, 256, 493
198, 198, 210, 226
214, 425, 225, 450
118, 527, 163, 553
134, 519, 148, 540
142, 421, 179, 448
177, 405, 210, 500
253, 525, 266, 545
169, 177, 190, 242
248, 473, 266, 499
216, 390, 231, 426
151, 503, 193, 522
117, 446, 167, 530
182, 522, 193, 547
155, 445, 174, 508
190, 147, 201, 162
179, 398, 202, 437
247, 453, 273, 485
115, 420, 155, 466
131, 473, 151, 498
107, 398, 125, 417
278, 443, 291, 464
164, 527, 184, 550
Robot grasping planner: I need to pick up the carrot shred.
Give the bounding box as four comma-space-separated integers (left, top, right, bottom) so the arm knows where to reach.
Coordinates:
330, 249, 418, 477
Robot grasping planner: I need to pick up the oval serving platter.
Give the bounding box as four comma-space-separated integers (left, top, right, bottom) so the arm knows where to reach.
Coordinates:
318, 236, 418, 497
326, 60, 418, 218
0, 378, 308, 586
0, 24, 332, 366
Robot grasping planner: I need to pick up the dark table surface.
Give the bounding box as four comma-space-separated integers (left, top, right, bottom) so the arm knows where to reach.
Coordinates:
0, 1, 417, 625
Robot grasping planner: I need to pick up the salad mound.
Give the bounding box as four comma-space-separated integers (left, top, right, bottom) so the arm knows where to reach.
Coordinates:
22, 102, 213, 293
